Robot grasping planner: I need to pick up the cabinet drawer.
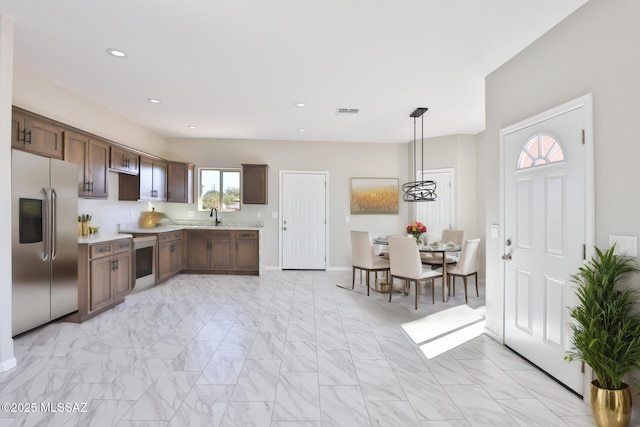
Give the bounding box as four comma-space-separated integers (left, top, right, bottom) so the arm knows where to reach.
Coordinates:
114, 239, 132, 253
158, 231, 182, 243
90, 242, 113, 258
210, 231, 233, 240
236, 231, 258, 240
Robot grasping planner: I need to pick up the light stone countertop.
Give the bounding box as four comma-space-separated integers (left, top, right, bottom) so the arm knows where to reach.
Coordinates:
78, 233, 133, 244
118, 220, 264, 234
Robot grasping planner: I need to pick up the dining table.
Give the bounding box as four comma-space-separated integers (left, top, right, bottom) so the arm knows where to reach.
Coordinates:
418, 243, 460, 302
373, 237, 460, 302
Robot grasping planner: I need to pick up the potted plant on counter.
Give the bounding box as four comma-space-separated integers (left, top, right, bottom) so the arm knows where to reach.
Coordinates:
565, 246, 640, 427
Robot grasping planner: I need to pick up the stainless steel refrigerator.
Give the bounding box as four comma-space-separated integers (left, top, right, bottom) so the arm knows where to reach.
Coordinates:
12, 149, 79, 336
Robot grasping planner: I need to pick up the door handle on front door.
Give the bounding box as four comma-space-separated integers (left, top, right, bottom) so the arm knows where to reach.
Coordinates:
502, 238, 512, 261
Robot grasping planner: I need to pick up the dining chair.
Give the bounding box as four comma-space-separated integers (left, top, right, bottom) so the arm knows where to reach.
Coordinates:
351, 231, 390, 296
421, 229, 465, 267
447, 238, 481, 303
388, 235, 442, 309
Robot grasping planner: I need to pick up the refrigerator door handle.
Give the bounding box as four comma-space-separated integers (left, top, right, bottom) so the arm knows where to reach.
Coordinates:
51, 188, 57, 260
42, 188, 50, 261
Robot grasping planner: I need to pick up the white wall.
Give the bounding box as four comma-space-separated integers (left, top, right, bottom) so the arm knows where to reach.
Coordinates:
0, 13, 16, 373
415, 134, 479, 237
484, 0, 640, 337
483, 0, 640, 408
163, 138, 413, 269
13, 64, 166, 157
412, 134, 484, 277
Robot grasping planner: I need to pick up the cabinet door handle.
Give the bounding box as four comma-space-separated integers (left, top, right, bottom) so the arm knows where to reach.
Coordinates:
25, 130, 32, 144
20, 129, 26, 143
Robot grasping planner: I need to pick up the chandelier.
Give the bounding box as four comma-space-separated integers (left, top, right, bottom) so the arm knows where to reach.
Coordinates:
402, 107, 437, 202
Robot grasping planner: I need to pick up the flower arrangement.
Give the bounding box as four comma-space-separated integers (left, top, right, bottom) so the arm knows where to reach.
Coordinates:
406, 221, 427, 244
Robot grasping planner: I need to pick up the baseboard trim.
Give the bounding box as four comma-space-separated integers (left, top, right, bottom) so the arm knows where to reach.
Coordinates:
0, 356, 16, 373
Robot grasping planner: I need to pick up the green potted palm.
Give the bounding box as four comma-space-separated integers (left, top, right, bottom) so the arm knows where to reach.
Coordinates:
566, 246, 640, 427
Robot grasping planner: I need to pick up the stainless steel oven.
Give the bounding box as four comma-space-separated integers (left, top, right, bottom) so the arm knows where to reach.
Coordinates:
133, 235, 157, 292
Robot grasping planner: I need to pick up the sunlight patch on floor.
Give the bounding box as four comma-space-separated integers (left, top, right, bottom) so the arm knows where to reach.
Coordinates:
401, 305, 486, 359
401, 304, 485, 344
419, 320, 486, 359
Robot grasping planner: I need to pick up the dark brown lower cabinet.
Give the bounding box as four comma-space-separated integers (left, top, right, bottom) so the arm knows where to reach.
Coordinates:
157, 230, 183, 283
185, 229, 258, 275
76, 238, 132, 322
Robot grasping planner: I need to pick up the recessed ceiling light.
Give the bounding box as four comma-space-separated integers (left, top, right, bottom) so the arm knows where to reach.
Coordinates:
106, 48, 127, 58
295, 102, 306, 107
188, 125, 197, 129
298, 129, 307, 132
147, 98, 161, 104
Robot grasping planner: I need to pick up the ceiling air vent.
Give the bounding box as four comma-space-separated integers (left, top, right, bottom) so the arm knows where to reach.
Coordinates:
336, 108, 359, 114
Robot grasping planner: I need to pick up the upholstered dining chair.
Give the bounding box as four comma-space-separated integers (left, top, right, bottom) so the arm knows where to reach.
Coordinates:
388, 235, 442, 309
447, 238, 481, 303
351, 231, 390, 296
421, 229, 465, 267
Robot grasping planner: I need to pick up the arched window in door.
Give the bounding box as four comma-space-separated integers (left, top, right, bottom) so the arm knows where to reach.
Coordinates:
517, 133, 565, 169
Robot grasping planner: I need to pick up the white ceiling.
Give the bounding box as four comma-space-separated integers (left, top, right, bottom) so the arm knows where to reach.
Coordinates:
0, 0, 587, 143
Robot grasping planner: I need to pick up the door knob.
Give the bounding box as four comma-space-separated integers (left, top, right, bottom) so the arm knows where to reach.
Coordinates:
502, 253, 512, 261
282, 227, 287, 231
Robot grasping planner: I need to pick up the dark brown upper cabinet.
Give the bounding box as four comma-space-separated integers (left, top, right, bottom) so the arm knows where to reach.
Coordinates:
242, 164, 268, 204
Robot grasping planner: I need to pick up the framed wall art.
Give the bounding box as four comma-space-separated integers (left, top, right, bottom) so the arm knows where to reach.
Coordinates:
350, 178, 399, 214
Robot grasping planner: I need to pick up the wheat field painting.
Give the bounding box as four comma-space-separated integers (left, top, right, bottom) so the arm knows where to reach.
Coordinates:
350, 178, 399, 214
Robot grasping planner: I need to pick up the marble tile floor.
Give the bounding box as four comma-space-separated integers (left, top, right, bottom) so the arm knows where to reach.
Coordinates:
0, 271, 595, 427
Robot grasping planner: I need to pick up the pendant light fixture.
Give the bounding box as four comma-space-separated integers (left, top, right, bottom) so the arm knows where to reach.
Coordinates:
402, 107, 437, 202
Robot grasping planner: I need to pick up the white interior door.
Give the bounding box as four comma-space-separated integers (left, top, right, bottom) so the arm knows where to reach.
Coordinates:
281, 171, 327, 270
502, 100, 590, 395
416, 169, 453, 242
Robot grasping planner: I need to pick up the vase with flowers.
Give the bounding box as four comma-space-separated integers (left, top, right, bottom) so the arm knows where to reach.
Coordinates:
406, 221, 427, 245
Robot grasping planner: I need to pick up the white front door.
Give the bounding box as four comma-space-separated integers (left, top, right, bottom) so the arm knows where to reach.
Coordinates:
280, 171, 327, 270
502, 96, 592, 395
416, 169, 454, 242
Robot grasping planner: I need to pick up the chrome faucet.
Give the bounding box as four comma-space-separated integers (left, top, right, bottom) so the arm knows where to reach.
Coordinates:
210, 208, 221, 225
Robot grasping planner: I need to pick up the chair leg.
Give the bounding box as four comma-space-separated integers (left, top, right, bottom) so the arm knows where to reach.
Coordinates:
366, 270, 370, 296
352, 267, 356, 289
415, 280, 419, 310
452, 276, 456, 295
389, 276, 393, 303
431, 278, 435, 304
474, 272, 479, 297
463, 276, 468, 303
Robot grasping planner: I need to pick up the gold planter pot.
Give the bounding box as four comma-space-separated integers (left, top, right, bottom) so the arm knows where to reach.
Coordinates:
590, 381, 632, 427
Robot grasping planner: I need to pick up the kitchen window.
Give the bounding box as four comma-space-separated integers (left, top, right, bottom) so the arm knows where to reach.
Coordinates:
198, 168, 241, 212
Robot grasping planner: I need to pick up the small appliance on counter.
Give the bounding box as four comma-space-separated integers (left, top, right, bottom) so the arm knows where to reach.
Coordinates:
11, 150, 79, 336
139, 208, 165, 228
